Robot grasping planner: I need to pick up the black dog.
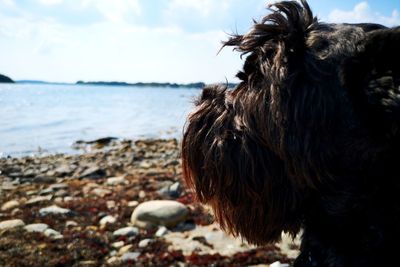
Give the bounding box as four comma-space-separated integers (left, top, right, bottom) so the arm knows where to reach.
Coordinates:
182, 0, 400, 266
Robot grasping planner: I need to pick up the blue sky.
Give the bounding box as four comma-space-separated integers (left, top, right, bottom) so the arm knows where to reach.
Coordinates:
0, 0, 398, 83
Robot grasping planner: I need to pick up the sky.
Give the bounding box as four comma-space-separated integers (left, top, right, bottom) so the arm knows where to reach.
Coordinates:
0, 0, 399, 84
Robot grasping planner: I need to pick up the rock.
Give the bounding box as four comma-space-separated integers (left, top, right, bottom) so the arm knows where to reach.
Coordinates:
99, 215, 117, 225
158, 181, 182, 198
1, 200, 20, 211
106, 201, 116, 209
24, 223, 49, 232
131, 200, 189, 229
118, 244, 133, 255
112, 241, 125, 249
76, 137, 117, 148
128, 201, 139, 207
106, 176, 126, 186
107, 256, 119, 264
155, 226, 168, 237
0, 219, 25, 230
109, 250, 117, 257
39, 205, 71, 216
120, 252, 140, 262
66, 221, 78, 227
138, 239, 153, 248
33, 176, 56, 184
54, 165, 73, 177
1, 183, 16, 190
49, 183, 69, 190
86, 225, 98, 231
54, 189, 68, 197
26, 190, 38, 196
277, 232, 301, 259
8, 172, 23, 178
169, 182, 182, 197
139, 161, 152, 169
26, 195, 52, 205
270, 262, 289, 267
39, 188, 54, 195
64, 196, 74, 202
174, 222, 196, 232
113, 226, 139, 237
44, 228, 63, 239
164, 223, 256, 256
91, 188, 112, 198
23, 168, 37, 178
138, 190, 146, 199
79, 166, 106, 179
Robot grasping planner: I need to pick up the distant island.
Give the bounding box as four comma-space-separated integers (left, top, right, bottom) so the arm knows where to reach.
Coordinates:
10, 79, 238, 88
76, 81, 207, 89
0, 74, 14, 83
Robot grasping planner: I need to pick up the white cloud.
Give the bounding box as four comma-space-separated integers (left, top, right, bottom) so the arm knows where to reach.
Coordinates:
166, 0, 230, 17
0, 0, 15, 7
80, 0, 141, 23
0, 10, 240, 83
38, 0, 63, 5
328, 2, 400, 26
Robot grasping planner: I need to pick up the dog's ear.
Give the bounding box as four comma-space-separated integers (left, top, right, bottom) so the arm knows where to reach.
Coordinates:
223, 0, 316, 85
182, 84, 304, 245
341, 28, 400, 140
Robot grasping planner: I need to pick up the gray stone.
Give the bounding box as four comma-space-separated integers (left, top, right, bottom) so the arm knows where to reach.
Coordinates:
54, 189, 68, 197
79, 166, 106, 179
112, 241, 125, 248
138, 239, 153, 248
44, 228, 63, 239
49, 183, 68, 190
1, 200, 20, 211
39, 188, 54, 195
39, 205, 71, 216
106, 176, 126, 186
138, 190, 146, 199
120, 252, 140, 262
54, 165, 73, 176
66, 221, 78, 227
8, 172, 23, 178
91, 188, 111, 198
113, 226, 139, 237
270, 262, 290, 267
23, 169, 37, 178
107, 256, 119, 264
155, 226, 168, 237
99, 215, 117, 225
26, 195, 52, 205
128, 201, 139, 207
131, 200, 189, 229
24, 223, 49, 233
0, 219, 25, 230
158, 181, 182, 198
33, 176, 56, 184
118, 244, 133, 255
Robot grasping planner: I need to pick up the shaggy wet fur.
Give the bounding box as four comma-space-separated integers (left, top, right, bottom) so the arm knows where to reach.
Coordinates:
182, 0, 400, 266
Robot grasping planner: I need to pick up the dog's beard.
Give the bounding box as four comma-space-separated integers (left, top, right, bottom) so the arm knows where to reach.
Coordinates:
182, 84, 304, 245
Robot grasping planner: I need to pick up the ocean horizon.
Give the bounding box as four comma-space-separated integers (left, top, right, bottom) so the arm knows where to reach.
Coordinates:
0, 83, 200, 157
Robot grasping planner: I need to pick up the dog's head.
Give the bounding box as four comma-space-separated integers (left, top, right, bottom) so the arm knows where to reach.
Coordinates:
182, 0, 400, 245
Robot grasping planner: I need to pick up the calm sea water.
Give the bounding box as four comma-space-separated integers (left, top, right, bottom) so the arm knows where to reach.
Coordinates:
0, 83, 200, 157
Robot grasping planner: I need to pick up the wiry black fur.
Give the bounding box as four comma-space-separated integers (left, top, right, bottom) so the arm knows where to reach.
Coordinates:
182, 0, 400, 266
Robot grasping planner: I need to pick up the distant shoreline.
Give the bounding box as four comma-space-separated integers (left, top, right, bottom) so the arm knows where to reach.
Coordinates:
13, 80, 237, 88
76, 81, 207, 89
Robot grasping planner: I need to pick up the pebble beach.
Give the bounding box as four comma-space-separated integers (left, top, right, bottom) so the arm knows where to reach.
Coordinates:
0, 138, 300, 266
